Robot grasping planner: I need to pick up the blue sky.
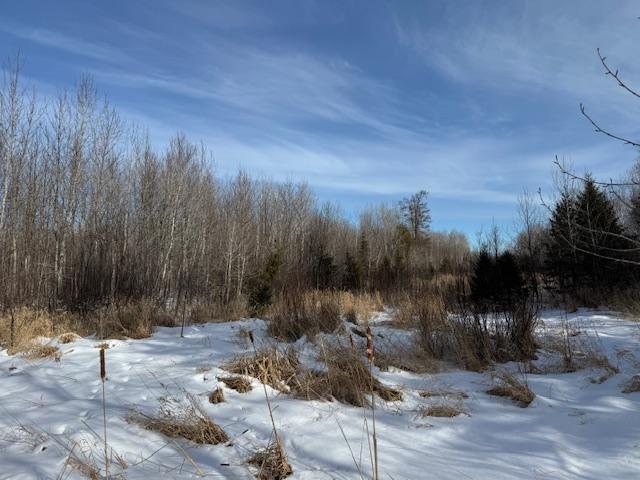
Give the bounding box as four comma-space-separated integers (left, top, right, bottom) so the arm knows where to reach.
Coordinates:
1, 0, 639, 238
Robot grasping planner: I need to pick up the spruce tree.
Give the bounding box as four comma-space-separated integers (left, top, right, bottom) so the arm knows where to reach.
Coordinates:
545, 190, 580, 291
574, 177, 628, 287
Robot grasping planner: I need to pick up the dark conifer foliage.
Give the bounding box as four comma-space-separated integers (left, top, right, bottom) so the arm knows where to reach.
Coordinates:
545, 178, 633, 293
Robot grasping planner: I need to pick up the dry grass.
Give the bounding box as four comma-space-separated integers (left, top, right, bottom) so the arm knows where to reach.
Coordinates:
66, 456, 100, 480
225, 340, 403, 406
487, 370, 535, 407
374, 337, 441, 374
419, 389, 468, 400
419, 403, 467, 418
0, 308, 83, 353
0, 301, 177, 353
208, 387, 225, 404
191, 297, 249, 323
58, 332, 81, 344
266, 290, 342, 341
128, 393, 228, 445
622, 375, 640, 394
224, 346, 299, 392
248, 440, 293, 480
97, 300, 164, 339
266, 290, 384, 341
218, 375, 253, 393
541, 323, 619, 380
313, 343, 402, 406
18, 343, 62, 361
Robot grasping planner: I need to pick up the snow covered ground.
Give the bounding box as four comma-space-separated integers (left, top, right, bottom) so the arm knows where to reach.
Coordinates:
1, 309, 639, 479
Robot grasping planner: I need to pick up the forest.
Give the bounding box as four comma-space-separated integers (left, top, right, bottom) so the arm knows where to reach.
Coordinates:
1, 8, 639, 476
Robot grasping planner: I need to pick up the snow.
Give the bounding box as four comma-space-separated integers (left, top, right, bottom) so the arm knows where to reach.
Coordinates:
1, 310, 639, 479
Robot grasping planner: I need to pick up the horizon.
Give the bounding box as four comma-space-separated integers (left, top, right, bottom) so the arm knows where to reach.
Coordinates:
1, 0, 639, 240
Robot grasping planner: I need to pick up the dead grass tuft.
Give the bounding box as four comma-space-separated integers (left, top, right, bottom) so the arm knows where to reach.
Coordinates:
58, 332, 81, 344
419, 389, 468, 400
224, 346, 299, 392
208, 387, 225, 404
487, 370, 535, 407
128, 393, 228, 445
66, 456, 100, 480
622, 375, 640, 394
419, 403, 466, 418
314, 343, 402, 406
218, 375, 253, 393
19, 343, 62, 361
248, 440, 293, 480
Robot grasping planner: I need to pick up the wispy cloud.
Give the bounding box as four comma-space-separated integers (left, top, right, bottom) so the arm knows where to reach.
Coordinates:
0, 22, 131, 64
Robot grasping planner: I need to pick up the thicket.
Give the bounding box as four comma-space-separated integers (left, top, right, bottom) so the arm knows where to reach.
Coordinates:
0, 60, 471, 346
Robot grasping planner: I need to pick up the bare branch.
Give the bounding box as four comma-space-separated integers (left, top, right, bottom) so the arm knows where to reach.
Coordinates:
598, 48, 640, 100
580, 104, 640, 148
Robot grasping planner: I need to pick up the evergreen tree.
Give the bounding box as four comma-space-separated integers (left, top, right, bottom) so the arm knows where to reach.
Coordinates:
545, 189, 580, 291
248, 249, 283, 315
628, 190, 640, 238
357, 232, 370, 288
343, 251, 363, 290
574, 177, 628, 287
470, 247, 496, 308
495, 251, 525, 305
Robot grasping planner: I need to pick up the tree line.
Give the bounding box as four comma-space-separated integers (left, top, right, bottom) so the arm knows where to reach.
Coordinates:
0, 61, 470, 315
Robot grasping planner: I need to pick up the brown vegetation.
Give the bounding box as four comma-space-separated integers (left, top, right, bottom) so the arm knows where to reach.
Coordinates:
249, 440, 293, 480
58, 332, 82, 344
19, 343, 62, 361
487, 371, 535, 407
224, 346, 299, 392
208, 387, 225, 404
622, 375, 640, 394
218, 375, 253, 393
127, 394, 228, 445
419, 403, 467, 418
